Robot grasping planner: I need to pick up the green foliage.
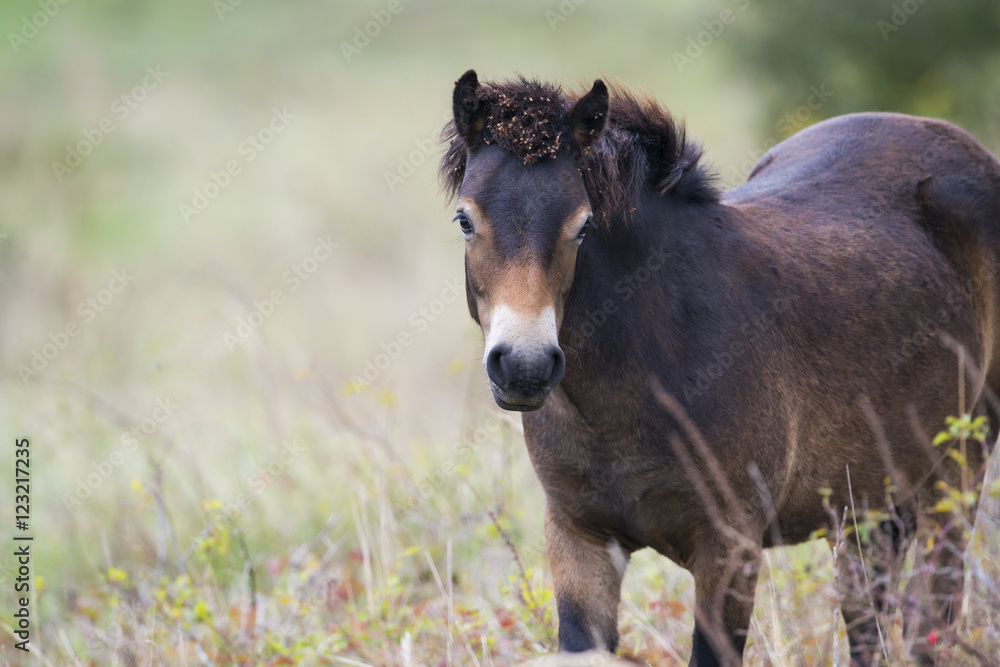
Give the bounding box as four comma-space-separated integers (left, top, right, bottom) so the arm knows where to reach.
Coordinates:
933, 413, 990, 447
733, 1, 1000, 141
928, 413, 990, 518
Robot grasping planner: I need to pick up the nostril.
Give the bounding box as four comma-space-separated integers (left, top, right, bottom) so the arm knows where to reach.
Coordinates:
548, 346, 566, 387
486, 345, 509, 388
487, 345, 565, 395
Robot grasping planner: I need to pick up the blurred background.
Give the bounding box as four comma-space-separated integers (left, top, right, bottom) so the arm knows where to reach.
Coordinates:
2, 0, 999, 664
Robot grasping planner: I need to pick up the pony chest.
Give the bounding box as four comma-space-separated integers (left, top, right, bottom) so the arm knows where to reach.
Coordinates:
527, 431, 688, 548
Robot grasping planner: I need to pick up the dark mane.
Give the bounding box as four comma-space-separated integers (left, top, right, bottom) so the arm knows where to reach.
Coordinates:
439, 76, 719, 224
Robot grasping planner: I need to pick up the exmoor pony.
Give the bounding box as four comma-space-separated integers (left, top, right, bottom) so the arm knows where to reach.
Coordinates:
440, 70, 1000, 665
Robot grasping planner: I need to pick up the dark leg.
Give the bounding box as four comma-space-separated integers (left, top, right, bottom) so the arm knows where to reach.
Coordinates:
689, 538, 760, 667
546, 505, 629, 653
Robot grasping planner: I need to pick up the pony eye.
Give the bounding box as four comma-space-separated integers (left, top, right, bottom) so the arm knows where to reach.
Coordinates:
577, 217, 592, 242
454, 212, 474, 236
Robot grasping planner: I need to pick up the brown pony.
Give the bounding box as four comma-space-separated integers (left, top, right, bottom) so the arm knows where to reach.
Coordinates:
440, 70, 1000, 666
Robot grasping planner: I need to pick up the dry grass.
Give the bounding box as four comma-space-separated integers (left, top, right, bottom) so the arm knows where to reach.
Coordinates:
5, 360, 998, 665
2, 2, 1000, 666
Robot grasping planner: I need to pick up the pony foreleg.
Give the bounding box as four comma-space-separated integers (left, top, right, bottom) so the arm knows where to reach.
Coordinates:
689, 537, 760, 667
546, 505, 629, 653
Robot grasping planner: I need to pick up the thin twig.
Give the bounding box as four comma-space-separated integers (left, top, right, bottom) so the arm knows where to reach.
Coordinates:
845, 464, 888, 662
233, 526, 257, 640
653, 382, 753, 533
951, 627, 992, 667
330, 657, 376, 667
858, 395, 914, 500
461, 478, 549, 630
832, 541, 840, 667
0, 620, 61, 667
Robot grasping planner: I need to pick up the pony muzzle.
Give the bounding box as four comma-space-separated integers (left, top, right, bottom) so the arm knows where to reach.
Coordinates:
485, 343, 565, 410
482, 305, 565, 411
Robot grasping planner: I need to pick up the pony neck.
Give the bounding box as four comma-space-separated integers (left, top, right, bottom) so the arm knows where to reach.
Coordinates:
559, 193, 730, 371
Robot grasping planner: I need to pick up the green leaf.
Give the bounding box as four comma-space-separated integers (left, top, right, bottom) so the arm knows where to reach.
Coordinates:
932, 431, 951, 446
934, 499, 955, 513
193, 600, 212, 623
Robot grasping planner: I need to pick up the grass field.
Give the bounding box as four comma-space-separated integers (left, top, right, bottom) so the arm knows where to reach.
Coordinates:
2, 1, 999, 665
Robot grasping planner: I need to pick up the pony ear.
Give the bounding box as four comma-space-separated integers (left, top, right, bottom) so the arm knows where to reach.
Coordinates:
568, 80, 609, 151
453, 69, 487, 148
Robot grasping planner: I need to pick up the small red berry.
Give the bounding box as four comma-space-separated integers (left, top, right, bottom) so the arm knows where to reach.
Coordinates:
927, 630, 939, 647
